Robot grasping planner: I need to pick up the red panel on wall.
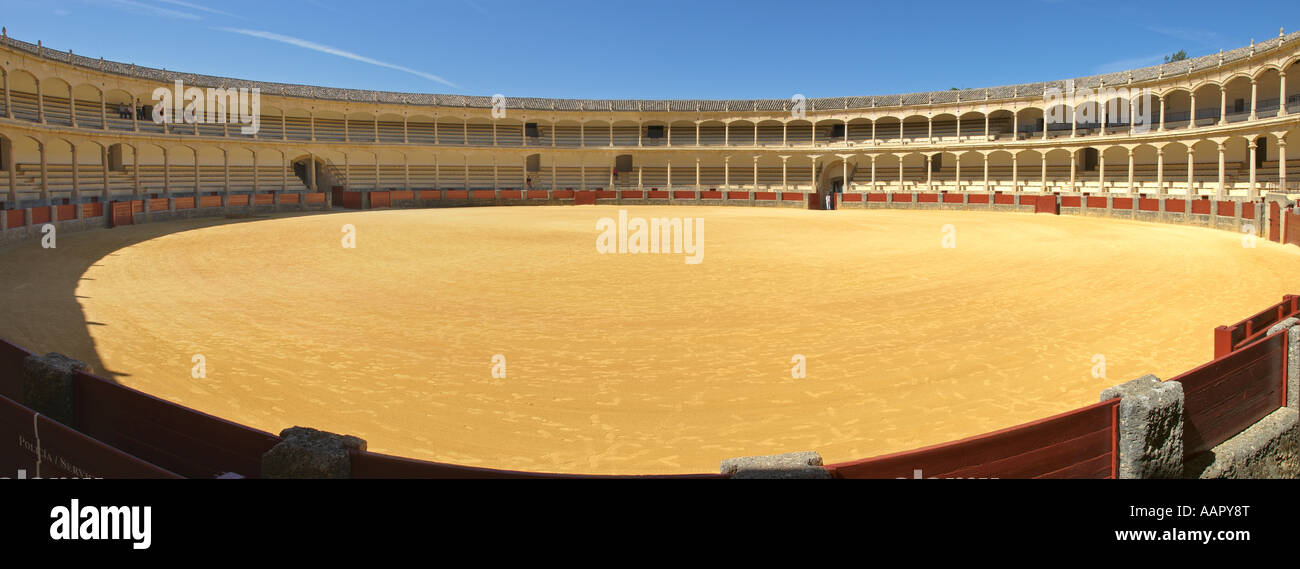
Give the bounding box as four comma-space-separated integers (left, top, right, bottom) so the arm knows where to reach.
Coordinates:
527, 190, 549, 199
228, 195, 250, 206
917, 193, 939, 203
726, 191, 748, 200
1241, 202, 1255, 219
110, 201, 134, 227
596, 190, 618, 199
754, 192, 776, 201
445, 190, 469, 199
1138, 199, 1159, 212
1172, 331, 1285, 457
1086, 196, 1107, 208
175, 197, 195, 209
254, 193, 274, 205
341, 191, 363, 209
1165, 198, 1185, 212
469, 190, 493, 199
370, 191, 392, 208
968, 194, 989, 204
828, 399, 1119, 479
1034, 195, 1059, 215
781, 192, 803, 201
4, 209, 24, 228
1216, 201, 1236, 217
573, 191, 597, 205
1112, 198, 1133, 210
390, 190, 414, 200
648, 190, 670, 199
418, 190, 441, 200
281, 194, 300, 204
700, 190, 722, 199
994, 194, 1014, 205
499, 190, 522, 199
867, 193, 887, 202
552, 190, 574, 199
56, 204, 76, 221
304, 193, 326, 203
31, 208, 51, 224
941, 193, 962, 204
674, 191, 697, 199
893, 193, 915, 203
200, 196, 223, 208
622, 191, 644, 199
841, 193, 863, 202
1061, 196, 1081, 207
1192, 199, 1211, 214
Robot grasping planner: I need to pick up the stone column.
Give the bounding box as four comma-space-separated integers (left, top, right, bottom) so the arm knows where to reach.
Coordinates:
1248, 139, 1258, 199
1100, 375, 1184, 479
261, 427, 367, 479
720, 451, 829, 479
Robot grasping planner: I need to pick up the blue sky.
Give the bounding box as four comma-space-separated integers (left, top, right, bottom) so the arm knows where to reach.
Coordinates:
2, 0, 1297, 99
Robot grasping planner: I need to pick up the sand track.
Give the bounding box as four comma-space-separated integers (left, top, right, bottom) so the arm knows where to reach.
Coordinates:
2, 206, 1298, 474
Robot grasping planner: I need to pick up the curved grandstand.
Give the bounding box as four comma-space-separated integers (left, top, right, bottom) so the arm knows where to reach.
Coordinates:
1, 30, 1299, 479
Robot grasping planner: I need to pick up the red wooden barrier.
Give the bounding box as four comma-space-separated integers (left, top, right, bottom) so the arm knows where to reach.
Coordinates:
56, 204, 76, 221
31, 207, 51, 224
370, 191, 392, 208
1166, 198, 1186, 212
1286, 208, 1300, 248
893, 193, 915, 203
994, 193, 1015, 205
228, 195, 249, 206
341, 191, 363, 209
1, 395, 181, 479
574, 191, 597, 205
917, 193, 939, 203
1192, 199, 1211, 214
622, 190, 644, 199
304, 193, 325, 203
499, 190, 522, 199
73, 372, 281, 478
941, 193, 962, 204
1138, 198, 1159, 212
445, 190, 469, 199
596, 190, 618, 199
1216, 201, 1235, 217
1172, 331, 1286, 457
726, 191, 748, 200
867, 193, 887, 202
199, 196, 223, 208
254, 193, 275, 205
390, 190, 414, 200
754, 192, 776, 201
1270, 202, 1282, 242
1061, 196, 1081, 207
781, 192, 803, 201
175, 197, 195, 209
700, 190, 722, 200
527, 190, 549, 199
828, 399, 1119, 479
282, 193, 301, 204
1113, 197, 1133, 210
1034, 195, 1059, 215
841, 193, 862, 202
552, 190, 574, 199
0, 339, 32, 402
1241, 202, 1255, 219
1214, 295, 1299, 357
471, 190, 495, 200
674, 191, 697, 199
110, 201, 134, 227
4, 209, 23, 228
350, 449, 722, 479
419, 190, 441, 200
967, 194, 989, 204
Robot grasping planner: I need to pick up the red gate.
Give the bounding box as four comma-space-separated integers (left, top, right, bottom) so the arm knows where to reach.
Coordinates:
1269, 202, 1281, 243
110, 201, 134, 227
573, 191, 596, 205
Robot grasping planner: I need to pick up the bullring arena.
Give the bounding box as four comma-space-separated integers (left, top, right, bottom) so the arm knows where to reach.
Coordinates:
1, 29, 1299, 478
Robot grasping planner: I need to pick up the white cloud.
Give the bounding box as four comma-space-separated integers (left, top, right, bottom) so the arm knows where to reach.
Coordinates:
90, 0, 202, 20
153, 0, 243, 19
216, 27, 458, 88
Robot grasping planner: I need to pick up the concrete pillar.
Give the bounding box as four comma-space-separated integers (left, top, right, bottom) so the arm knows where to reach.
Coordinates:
1100, 375, 1184, 479
1248, 139, 1258, 199
1156, 149, 1165, 196
1217, 143, 1226, 198
982, 154, 989, 192
1127, 148, 1135, 194
1250, 80, 1258, 121
1281, 72, 1289, 117
21, 353, 91, 426
1219, 86, 1227, 125
1280, 139, 1289, 192
261, 426, 367, 479
720, 451, 829, 479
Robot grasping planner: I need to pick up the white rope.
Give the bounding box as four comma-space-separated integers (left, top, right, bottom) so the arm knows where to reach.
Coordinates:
32, 411, 41, 479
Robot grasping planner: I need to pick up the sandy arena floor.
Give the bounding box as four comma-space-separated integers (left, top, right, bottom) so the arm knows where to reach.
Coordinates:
2, 205, 1299, 475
